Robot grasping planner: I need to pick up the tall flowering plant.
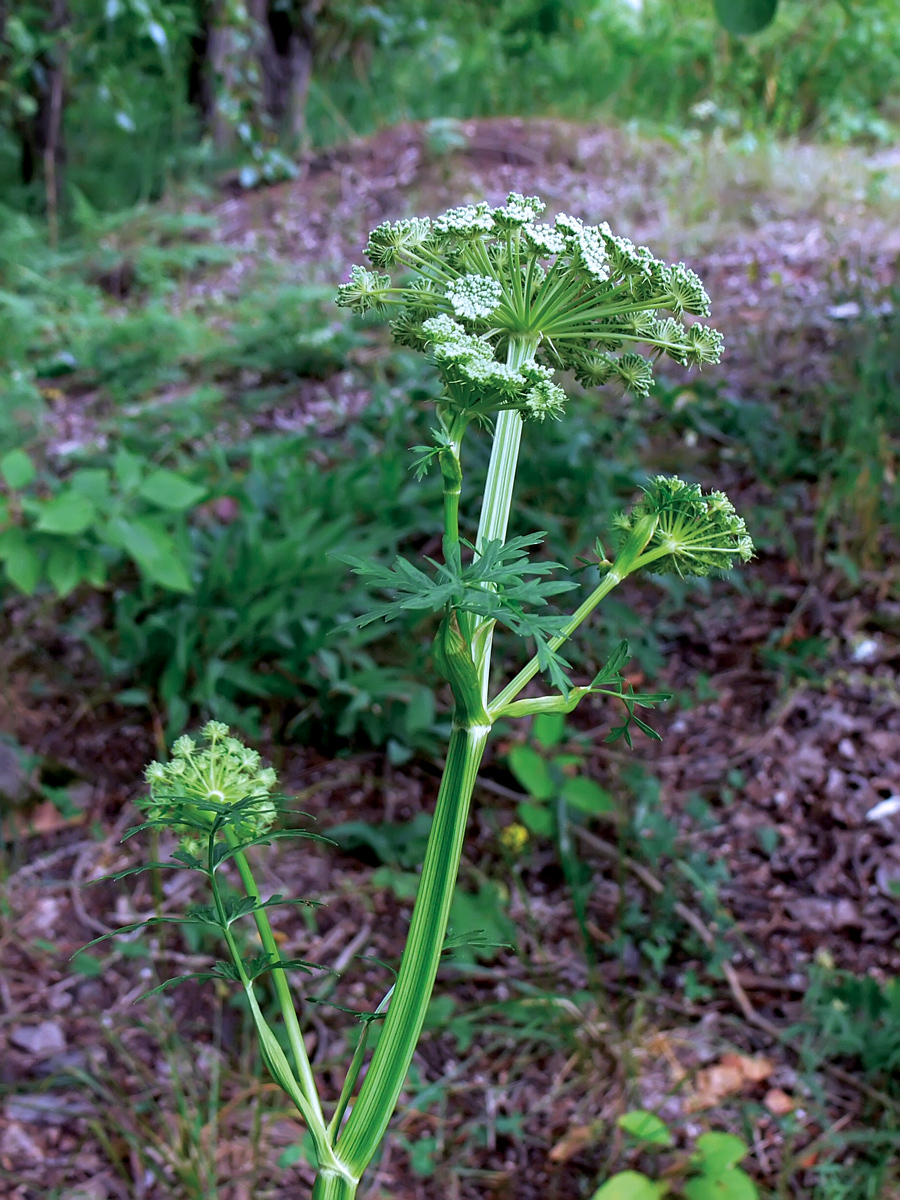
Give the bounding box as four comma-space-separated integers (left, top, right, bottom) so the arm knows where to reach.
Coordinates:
99, 194, 751, 1198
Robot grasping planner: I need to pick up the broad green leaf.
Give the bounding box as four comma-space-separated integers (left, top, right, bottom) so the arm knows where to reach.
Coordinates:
113, 447, 143, 493
36, 491, 97, 535
70, 467, 111, 504
617, 1110, 673, 1147
138, 468, 206, 511
82, 548, 107, 587
0, 448, 35, 489
517, 800, 555, 839
695, 1133, 749, 1175
532, 711, 566, 748
592, 1171, 669, 1200
113, 516, 193, 592
508, 744, 554, 800
713, 0, 778, 35
1, 530, 41, 593
46, 542, 82, 596
561, 776, 615, 816
684, 1168, 758, 1200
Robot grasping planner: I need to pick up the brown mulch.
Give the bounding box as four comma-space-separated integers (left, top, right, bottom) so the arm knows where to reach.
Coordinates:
2, 118, 900, 1200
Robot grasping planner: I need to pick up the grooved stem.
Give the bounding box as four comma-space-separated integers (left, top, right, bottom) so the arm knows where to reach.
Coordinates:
334, 723, 490, 1174
311, 1168, 359, 1200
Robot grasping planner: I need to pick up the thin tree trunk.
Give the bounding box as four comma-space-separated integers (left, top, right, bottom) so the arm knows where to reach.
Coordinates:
208, 0, 239, 151
285, 24, 313, 150
44, 0, 69, 246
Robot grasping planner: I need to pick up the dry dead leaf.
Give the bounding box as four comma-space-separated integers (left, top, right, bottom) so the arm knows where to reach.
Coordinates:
720, 1053, 774, 1083
764, 1087, 796, 1116
686, 1053, 774, 1111
549, 1122, 602, 1163
14, 800, 85, 837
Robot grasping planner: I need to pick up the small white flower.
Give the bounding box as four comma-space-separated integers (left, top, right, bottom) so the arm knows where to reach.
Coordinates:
432, 203, 494, 237
522, 223, 566, 256
445, 274, 503, 320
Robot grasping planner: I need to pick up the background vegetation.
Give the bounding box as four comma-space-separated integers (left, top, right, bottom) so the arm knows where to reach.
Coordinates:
2, 2, 900, 1198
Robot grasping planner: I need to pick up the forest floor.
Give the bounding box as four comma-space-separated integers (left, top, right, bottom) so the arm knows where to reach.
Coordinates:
2, 119, 900, 1200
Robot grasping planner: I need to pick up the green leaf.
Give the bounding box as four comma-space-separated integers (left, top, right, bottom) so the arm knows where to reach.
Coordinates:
36, 491, 97, 535
71, 951, 104, 977
80, 914, 213, 951
508, 744, 554, 800
1, 448, 36, 489
110, 516, 193, 592
138, 468, 206, 511
113, 447, 143, 493
694, 1133, 749, 1175
684, 1169, 758, 1200
532, 712, 566, 748
561, 777, 615, 816
70, 467, 111, 504
591, 1171, 669, 1200
0, 529, 41, 593
713, 0, 778, 35
46, 542, 82, 597
617, 1111, 673, 1147
517, 800, 555, 839
138, 971, 223, 999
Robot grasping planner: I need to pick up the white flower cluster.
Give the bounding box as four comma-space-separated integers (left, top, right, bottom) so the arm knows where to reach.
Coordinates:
445, 274, 504, 319
338, 191, 723, 404
422, 315, 566, 420
523, 377, 567, 421
432, 202, 495, 238
522, 223, 566, 256
365, 217, 433, 268
335, 264, 392, 313
492, 192, 545, 229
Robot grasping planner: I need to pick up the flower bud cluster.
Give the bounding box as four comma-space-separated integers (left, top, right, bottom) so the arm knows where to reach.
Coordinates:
615, 476, 754, 577
337, 192, 724, 420
141, 721, 279, 851
423, 316, 566, 421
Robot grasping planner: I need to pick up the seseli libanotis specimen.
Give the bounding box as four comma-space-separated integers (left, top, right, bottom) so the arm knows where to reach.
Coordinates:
101, 194, 752, 1199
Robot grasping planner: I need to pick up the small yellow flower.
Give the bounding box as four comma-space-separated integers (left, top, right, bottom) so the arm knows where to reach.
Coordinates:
499, 823, 529, 855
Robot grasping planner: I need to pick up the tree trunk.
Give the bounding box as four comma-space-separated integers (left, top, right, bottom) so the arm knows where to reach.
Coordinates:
284, 2, 319, 151
43, 0, 69, 245
207, 0, 241, 151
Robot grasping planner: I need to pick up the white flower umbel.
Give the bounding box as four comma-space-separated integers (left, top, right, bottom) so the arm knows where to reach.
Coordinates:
337, 192, 724, 426
445, 274, 504, 319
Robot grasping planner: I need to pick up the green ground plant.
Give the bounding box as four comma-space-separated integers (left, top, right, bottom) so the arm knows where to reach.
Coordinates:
593, 1121, 759, 1199
98, 194, 754, 1197
0, 443, 207, 595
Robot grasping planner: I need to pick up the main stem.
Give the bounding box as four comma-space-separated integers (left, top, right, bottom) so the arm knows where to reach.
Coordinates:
470, 337, 538, 703
325, 339, 533, 1188
327, 722, 490, 1177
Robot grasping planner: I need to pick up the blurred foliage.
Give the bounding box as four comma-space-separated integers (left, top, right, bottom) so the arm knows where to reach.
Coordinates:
1, 0, 898, 222
3, 195, 900, 753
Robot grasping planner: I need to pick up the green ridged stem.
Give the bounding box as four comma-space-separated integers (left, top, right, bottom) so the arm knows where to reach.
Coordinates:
469, 336, 539, 701
311, 1169, 359, 1200
332, 721, 490, 1173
